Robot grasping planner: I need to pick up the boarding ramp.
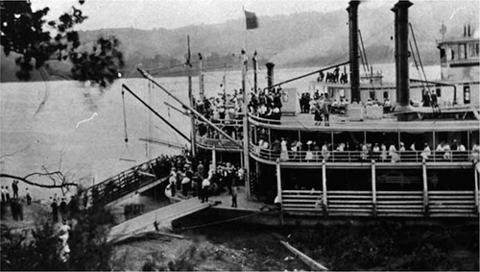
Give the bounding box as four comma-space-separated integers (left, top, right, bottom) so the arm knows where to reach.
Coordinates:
81, 157, 171, 208
108, 198, 214, 242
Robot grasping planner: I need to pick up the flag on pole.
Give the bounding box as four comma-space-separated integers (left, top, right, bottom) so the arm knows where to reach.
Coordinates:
244, 10, 258, 30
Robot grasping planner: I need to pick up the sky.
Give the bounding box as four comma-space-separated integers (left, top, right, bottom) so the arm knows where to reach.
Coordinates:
31, 0, 395, 30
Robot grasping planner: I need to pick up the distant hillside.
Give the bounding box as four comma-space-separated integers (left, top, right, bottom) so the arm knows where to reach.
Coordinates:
2, 1, 478, 82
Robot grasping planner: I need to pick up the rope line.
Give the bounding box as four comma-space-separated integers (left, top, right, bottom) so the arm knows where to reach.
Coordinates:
177, 209, 268, 231
121, 86, 129, 144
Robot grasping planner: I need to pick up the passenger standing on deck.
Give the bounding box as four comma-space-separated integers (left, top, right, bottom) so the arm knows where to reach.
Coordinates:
399, 142, 406, 152
380, 143, 388, 162
410, 142, 416, 151
305, 141, 314, 161
457, 141, 466, 151
231, 185, 238, 208
280, 138, 289, 161
422, 89, 431, 107
322, 142, 330, 161
197, 161, 205, 179
321, 98, 331, 126
421, 142, 431, 160
430, 90, 439, 110
389, 143, 399, 163
314, 104, 322, 126
169, 170, 176, 197
181, 176, 190, 196
471, 142, 480, 162
201, 178, 210, 203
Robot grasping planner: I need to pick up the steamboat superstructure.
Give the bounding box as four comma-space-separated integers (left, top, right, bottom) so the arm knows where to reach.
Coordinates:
192, 0, 480, 218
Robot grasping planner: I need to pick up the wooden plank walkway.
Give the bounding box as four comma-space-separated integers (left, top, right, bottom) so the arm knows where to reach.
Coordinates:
108, 198, 213, 242
105, 177, 168, 208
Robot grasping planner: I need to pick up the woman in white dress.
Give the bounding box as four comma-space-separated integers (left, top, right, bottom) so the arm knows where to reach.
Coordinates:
389, 143, 399, 163
280, 138, 289, 161
305, 141, 314, 161
380, 143, 388, 162
321, 142, 330, 161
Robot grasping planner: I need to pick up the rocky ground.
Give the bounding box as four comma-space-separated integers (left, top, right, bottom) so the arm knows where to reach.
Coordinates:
110, 221, 479, 271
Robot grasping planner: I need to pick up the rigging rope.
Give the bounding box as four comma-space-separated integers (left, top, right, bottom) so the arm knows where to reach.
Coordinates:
409, 39, 426, 91
409, 23, 431, 93
121, 86, 129, 144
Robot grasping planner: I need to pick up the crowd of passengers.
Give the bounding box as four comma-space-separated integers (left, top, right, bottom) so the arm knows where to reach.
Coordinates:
91, 150, 244, 206
255, 136, 480, 163
196, 86, 286, 140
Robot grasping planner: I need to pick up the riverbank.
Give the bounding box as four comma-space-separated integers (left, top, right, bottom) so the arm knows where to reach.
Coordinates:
110, 221, 479, 271
2, 194, 478, 271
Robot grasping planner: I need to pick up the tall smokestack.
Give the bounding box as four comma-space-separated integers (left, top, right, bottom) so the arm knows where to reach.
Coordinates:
266, 62, 275, 90
392, 1, 413, 114
347, 1, 360, 103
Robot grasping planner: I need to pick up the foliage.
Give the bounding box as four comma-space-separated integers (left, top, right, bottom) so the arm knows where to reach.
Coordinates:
0, 0, 124, 87
0, 204, 115, 271
167, 244, 197, 271
67, 206, 115, 270
1, 221, 66, 271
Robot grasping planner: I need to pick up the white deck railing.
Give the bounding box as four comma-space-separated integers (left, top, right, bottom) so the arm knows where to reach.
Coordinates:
282, 190, 479, 217
252, 145, 475, 164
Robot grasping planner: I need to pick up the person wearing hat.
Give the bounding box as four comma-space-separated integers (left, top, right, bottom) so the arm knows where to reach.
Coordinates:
421, 142, 431, 161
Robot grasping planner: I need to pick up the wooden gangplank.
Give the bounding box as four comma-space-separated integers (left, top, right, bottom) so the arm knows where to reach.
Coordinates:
108, 198, 213, 242
82, 157, 172, 207
105, 176, 168, 208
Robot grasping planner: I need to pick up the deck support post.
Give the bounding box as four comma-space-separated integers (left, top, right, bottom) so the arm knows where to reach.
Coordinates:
212, 146, 217, 171
371, 159, 377, 217
322, 160, 328, 217
474, 162, 479, 214
422, 159, 429, 216
276, 159, 283, 225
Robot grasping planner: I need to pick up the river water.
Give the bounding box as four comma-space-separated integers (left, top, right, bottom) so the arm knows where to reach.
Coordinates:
0, 64, 439, 201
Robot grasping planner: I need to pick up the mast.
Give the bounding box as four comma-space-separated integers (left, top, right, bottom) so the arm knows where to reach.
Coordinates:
242, 50, 251, 198
253, 51, 258, 95
199, 53, 205, 101
187, 35, 197, 157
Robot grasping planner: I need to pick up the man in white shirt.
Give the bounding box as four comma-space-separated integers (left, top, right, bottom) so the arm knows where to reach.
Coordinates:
201, 178, 211, 203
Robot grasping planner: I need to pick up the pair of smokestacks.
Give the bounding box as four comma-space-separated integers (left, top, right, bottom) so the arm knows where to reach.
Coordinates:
349, 0, 413, 108
265, 1, 413, 110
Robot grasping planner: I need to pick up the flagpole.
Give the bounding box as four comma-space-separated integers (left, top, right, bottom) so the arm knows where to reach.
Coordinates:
242, 6, 247, 56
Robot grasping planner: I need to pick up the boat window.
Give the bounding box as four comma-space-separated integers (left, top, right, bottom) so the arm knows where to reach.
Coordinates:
383, 91, 388, 99
446, 45, 451, 60
440, 48, 446, 63
450, 44, 457, 60
436, 87, 441, 97
464, 84, 470, 104
459, 43, 466, 59
468, 43, 477, 58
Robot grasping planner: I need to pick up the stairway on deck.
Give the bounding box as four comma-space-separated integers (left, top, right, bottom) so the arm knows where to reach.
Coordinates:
108, 198, 213, 242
